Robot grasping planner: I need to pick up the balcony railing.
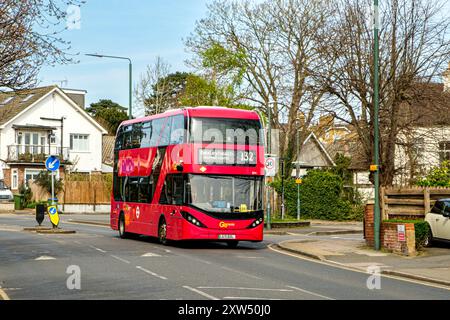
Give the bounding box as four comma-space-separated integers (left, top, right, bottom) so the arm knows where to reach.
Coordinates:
7, 145, 70, 163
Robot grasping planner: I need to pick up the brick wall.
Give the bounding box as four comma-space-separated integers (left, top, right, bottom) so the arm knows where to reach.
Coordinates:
381, 222, 416, 256
364, 203, 416, 256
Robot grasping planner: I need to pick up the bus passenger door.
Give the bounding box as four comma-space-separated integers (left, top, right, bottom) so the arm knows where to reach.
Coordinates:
160, 174, 184, 240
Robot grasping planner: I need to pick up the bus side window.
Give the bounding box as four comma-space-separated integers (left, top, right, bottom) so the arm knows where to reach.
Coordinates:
131, 123, 143, 149
115, 126, 124, 151
138, 177, 150, 203
159, 176, 172, 205
150, 119, 162, 147
128, 177, 139, 203
141, 121, 152, 148
122, 125, 133, 149
170, 115, 185, 145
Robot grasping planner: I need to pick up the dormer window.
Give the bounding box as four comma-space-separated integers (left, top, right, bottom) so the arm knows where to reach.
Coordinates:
22, 94, 34, 102
1, 96, 14, 105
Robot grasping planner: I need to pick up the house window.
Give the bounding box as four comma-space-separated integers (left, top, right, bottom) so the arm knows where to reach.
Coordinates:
24, 169, 43, 186
70, 134, 89, 151
438, 141, 450, 163
11, 169, 18, 190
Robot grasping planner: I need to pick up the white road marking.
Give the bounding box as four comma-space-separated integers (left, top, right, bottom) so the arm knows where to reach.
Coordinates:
235, 256, 263, 259
287, 285, 334, 300
269, 243, 450, 292
0, 287, 10, 300
182, 286, 219, 300
136, 266, 167, 280
110, 255, 130, 264
164, 249, 171, 253
141, 252, 161, 257
89, 245, 106, 253
221, 266, 262, 280
198, 286, 293, 292
35, 255, 55, 261
223, 296, 282, 300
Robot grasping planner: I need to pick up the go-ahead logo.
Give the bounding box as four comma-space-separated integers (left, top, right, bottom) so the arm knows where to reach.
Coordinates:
219, 221, 235, 228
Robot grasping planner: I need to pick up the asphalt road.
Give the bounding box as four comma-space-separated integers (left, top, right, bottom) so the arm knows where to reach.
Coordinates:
1, 214, 449, 300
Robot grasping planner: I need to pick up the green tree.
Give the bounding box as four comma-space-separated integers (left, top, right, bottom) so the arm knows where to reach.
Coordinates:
416, 161, 450, 187
34, 171, 64, 195
330, 153, 353, 185
87, 99, 128, 135
179, 74, 234, 106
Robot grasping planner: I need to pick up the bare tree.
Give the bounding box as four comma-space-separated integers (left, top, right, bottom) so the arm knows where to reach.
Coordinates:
317, 0, 450, 185
134, 56, 176, 116
186, 0, 333, 174
0, 0, 83, 91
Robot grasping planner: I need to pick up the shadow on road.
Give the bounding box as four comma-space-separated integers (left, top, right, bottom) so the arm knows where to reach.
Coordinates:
113, 234, 268, 250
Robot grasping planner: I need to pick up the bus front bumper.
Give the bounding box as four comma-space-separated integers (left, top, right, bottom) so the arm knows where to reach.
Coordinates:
179, 221, 264, 242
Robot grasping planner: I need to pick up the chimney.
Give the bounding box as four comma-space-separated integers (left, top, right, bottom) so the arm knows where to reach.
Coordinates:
62, 88, 87, 109
443, 62, 450, 92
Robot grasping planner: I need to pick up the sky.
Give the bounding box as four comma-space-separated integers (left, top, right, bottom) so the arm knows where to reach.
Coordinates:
38, 0, 212, 117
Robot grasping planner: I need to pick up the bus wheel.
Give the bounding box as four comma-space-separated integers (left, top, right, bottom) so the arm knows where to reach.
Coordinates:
158, 218, 168, 245
118, 214, 129, 239
226, 241, 239, 248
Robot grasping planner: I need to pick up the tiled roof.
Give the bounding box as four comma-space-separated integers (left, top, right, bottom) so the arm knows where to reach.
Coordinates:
0, 86, 57, 126
398, 83, 450, 127
102, 135, 115, 165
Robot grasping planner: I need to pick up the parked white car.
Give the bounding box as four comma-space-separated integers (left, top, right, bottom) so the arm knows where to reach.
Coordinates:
424, 199, 450, 246
0, 180, 14, 202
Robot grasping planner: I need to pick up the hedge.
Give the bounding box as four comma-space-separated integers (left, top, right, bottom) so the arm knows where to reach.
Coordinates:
271, 169, 363, 221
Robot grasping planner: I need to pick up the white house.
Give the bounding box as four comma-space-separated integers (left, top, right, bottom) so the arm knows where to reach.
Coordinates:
0, 85, 108, 191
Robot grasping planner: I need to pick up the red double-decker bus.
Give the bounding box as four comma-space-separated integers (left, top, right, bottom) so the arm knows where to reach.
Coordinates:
110, 107, 265, 247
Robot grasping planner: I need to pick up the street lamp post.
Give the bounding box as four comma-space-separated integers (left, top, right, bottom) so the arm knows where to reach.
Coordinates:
296, 119, 301, 221
85, 54, 133, 119
373, 0, 381, 250
280, 158, 285, 220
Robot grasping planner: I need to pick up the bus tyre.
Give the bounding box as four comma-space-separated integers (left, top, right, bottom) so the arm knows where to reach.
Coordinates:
226, 241, 239, 248
158, 218, 168, 245
118, 214, 129, 239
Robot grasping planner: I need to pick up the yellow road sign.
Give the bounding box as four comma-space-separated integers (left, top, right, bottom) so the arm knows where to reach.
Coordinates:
47, 205, 59, 227
296, 178, 302, 184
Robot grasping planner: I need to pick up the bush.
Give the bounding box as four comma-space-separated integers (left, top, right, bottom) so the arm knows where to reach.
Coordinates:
383, 219, 431, 249
18, 183, 33, 207
34, 171, 64, 195
416, 161, 450, 187
271, 170, 361, 221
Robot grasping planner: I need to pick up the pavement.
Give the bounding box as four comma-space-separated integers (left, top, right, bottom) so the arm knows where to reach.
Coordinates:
278, 237, 450, 288
0, 212, 450, 299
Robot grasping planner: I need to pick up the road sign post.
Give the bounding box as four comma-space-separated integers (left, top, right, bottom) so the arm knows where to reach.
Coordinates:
45, 156, 60, 228
265, 155, 277, 230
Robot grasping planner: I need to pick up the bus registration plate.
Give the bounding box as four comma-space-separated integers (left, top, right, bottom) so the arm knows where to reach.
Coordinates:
218, 234, 236, 239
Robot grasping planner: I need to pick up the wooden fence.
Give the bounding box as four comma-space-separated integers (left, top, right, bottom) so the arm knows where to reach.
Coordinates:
30, 180, 110, 205
381, 186, 450, 220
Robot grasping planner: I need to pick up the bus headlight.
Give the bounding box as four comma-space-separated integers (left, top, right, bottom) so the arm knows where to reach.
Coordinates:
247, 217, 264, 229
181, 211, 207, 228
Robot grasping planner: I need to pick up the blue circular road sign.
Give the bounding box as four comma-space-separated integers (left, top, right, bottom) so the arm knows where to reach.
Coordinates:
45, 156, 60, 171
49, 206, 57, 215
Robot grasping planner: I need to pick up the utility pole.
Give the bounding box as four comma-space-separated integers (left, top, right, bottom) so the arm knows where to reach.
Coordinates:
373, 0, 381, 250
